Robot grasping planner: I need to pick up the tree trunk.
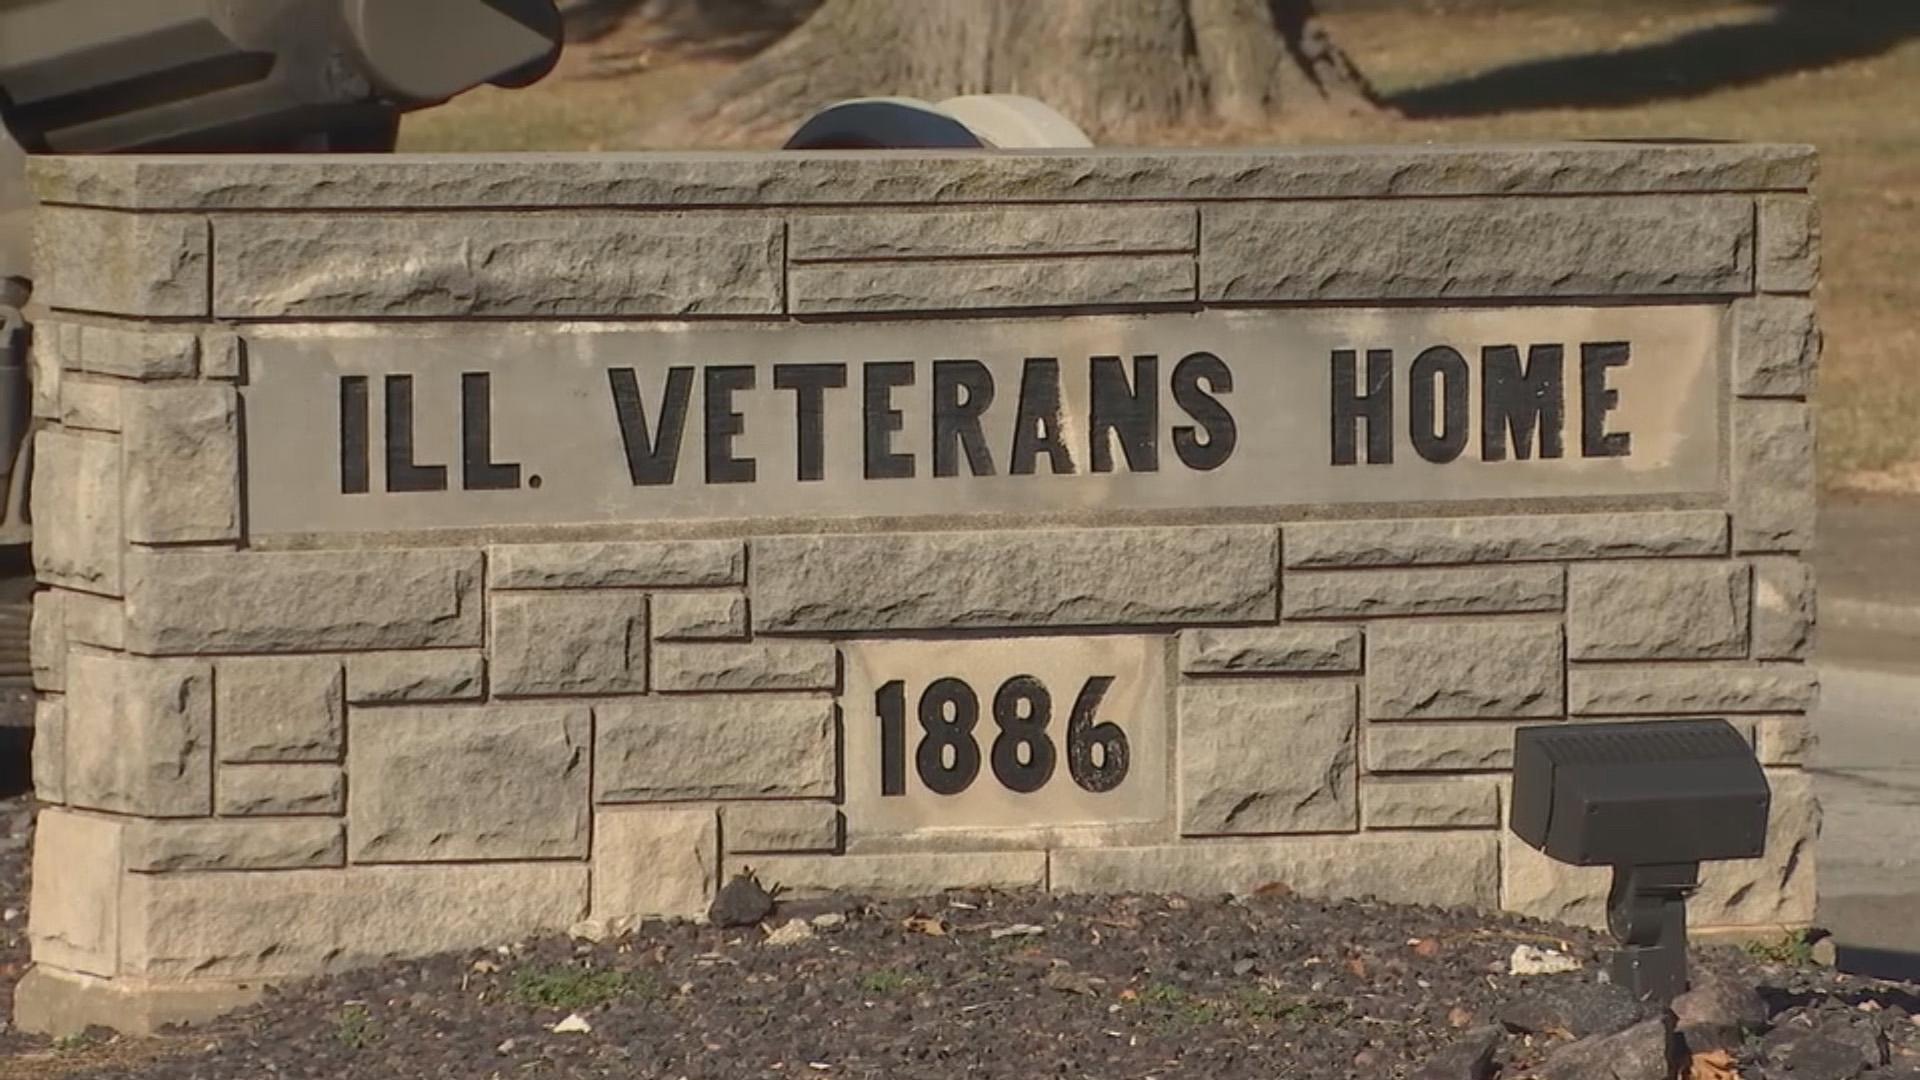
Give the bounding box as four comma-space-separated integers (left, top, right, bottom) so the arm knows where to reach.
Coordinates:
645, 0, 1380, 146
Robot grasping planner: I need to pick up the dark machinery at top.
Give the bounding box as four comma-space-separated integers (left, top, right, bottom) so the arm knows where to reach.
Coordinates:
0, 0, 567, 545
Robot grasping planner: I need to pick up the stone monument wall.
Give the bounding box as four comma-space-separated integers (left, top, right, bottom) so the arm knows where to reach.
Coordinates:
20, 144, 1820, 1031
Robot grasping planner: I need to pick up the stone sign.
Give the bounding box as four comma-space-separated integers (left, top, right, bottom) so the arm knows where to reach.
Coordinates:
19, 144, 1820, 1036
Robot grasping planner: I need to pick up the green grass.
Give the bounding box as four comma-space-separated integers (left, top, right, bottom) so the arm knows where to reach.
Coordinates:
1742, 930, 1818, 966
858, 969, 924, 994
507, 965, 650, 1009
331, 1005, 379, 1049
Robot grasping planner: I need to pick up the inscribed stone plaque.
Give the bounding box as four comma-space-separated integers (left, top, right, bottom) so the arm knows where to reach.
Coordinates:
840, 636, 1167, 841
240, 306, 1722, 536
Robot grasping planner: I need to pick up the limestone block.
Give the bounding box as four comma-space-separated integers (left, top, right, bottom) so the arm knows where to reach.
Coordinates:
733, 851, 1048, 899
1361, 778, 1501, 829
592, 807, 718, 921
1694, 770, 1819, 926
127, 819, 345, 872
201, 330, 244, 379
653, 641, 838, 692
790, 255, 1195, 315
1286, 511, 1728, 568
34, 207, 209, 316
1570, 664, 1818, 715
30, 589, 64, 693
345, 651, 486, 704
1733, 401, 1815, 553
489, 539, 743, 590
124, 549, 483, 655
490, 592, 648, 696
348, 705, 590, 862
58, 377, 121, 432
121, 384, 241, 544
789, 205, 1196, 261
1502, 826, 1609, 929
1365, 722, 1537, 773
1756, 717, 1815, 766
1757, 195, 1819, 293
1751, 558, 1815, 660
1567, 562, 1749, 660
65, 592, 126, 650
1366, 622, 1562, 720
32, 430, 123, 595
29, 809, 124, 977
724, 802, 841, 855
1733, 296, 1818, 399
32, 698, 66, 804
1202, 196, 1753, 302
65, 654, 212, 817
1178, 626, 1360, 675
597, 697, 835, 802
1051, 832, 1498, 908
119, 863, 588, 980
30, 321, 63, 418
753, 526, 1277, 633
217, 765, 346, 817
1179, 681, 1357, 835
68, 322, 200, 380
214, 213, 784, 318
1285, 566, 1563, 620
652, 591, 748, 641
215, 656, 344, 764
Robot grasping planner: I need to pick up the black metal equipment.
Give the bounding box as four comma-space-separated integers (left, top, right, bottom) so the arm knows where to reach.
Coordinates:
1510, 719, 1772, 1003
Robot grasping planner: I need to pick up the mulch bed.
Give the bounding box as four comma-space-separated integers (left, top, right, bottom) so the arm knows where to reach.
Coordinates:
0, 793, 1915, 1079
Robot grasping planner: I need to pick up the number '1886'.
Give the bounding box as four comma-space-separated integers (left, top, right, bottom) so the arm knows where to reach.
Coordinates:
876, 675, 1129, 797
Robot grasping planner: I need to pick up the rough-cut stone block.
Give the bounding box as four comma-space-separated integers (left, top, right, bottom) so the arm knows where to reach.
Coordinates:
119, 863, 588, 980
201, 330, 244, 379
121, 384, 240, 544
215, 656, 344, 764
1752, 558, 1815, 660
348, 705, 590, 862
1052, 833, 1497, 908
1367, 622, 1562, 720
1758, 195, 1819, 293
653, 641, 838, 693
1361, 778, 1501, 829
1570, 665, 1818, 715
735, 851, 1048, 898
29, 809, 124, 977
1733, 296, 1818, 398
1285, 566, 1563, 619
1733, 400, 1815, 553
30, 589, 64, 693
345, 651, 486, 704
58, 378, 120, 432
124, 549, 483, 655
64, 591, 125, 650
30, 321, 62, 418
1502, 826, 1609, 928
1178, 626, 1360, 674
68, 322, 200, 380
1287, 511, 1728, 568
724, 802, 841, 854
1202, 197, 1752, 302
1756, 716, 1815, 765
597, 698, 835, 802
30, 144, 1818, 212
489, 540, 743, 590
490, 593, 647, 696
1696, 769, 1819, 925
1179, 681, 1356, 835
789, 254, 1195, 315
753, 526, 1277, 633
214, 214, 783, 318
1365, 722, 1537, 772
127, 819, 345, 872
217, 765, 346, 817
789, 205, 1196, 261
1568, 562, 1750, 660
65, 654, 211, 817
32, 430, 123, 595
592, 807, 717, 920
652, 592, 748, 641
34, 207, 209, 316
33, 698, 66, 804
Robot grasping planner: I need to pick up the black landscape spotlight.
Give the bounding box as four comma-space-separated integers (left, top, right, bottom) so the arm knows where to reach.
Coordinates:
1509, 719, 1771, 1003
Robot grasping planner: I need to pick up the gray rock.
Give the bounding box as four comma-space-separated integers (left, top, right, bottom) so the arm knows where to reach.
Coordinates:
1567, 562, 1750, 660
1177, 626, 1360, 675
1178, 681, 1357, 835
1671, 970, 1770, 1054
1366, 621, 1563, 720
1569, 664, 1818, 716
651, 641, 838, 693
34, 206, 208, 316
489, 540, 743, 590
1733, 400, 1816, 553
1538, 1015, 1678, 1080
1758, 194, 1820, 294
709, 871, 776, 928
490, 592, 647, 696
1733, 296, 1818, 398
32, 430, 123, 595
120, 384, 240, 544
1760, 1016, 1888, 1080
1751, 558, 1815, 661
595, 697, 834, 802
1412, 1026, 1503, 1080
1498, 980, 1657, 1039
1284, 565, 1563, 619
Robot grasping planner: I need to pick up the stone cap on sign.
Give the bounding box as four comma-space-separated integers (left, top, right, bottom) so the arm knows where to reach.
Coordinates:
27, 141, 1815, 211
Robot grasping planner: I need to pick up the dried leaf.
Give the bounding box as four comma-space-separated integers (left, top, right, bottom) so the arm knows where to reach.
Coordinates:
1412, 938, 1442, 958
902, 915, 948, 937
1687, 1049, 1741, 1080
